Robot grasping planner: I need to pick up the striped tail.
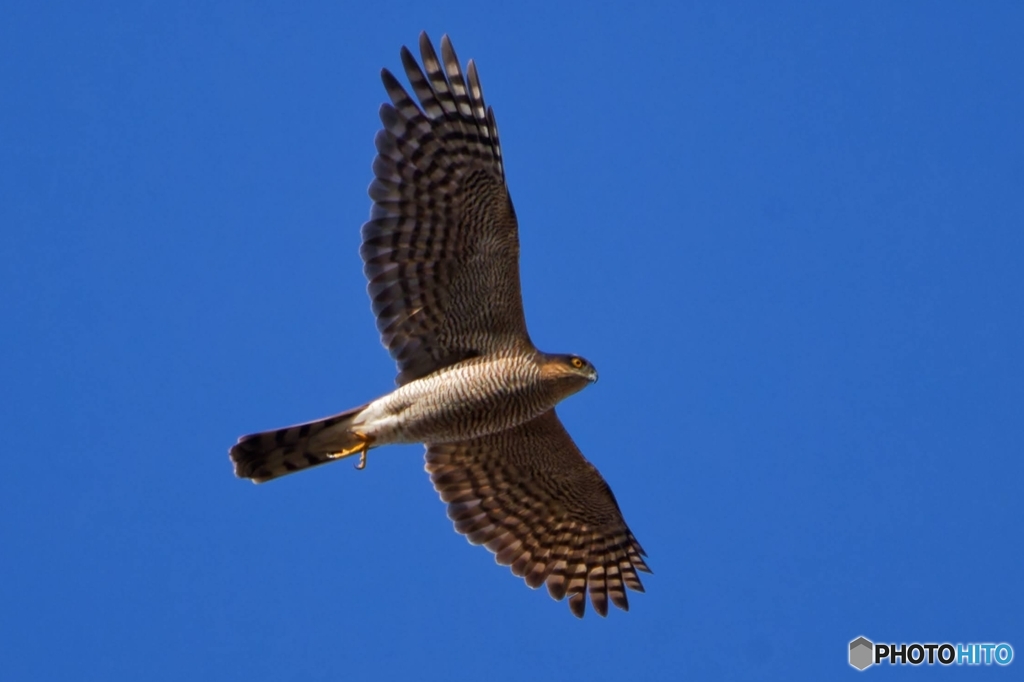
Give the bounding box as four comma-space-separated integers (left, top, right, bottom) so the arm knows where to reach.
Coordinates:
230, 403, 370, 483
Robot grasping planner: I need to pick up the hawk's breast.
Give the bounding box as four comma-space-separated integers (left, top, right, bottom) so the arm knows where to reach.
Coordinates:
357, 352, 555, 445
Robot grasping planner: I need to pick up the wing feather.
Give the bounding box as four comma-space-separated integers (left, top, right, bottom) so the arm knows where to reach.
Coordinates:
425, 410, 650, 618
363, 32, 530, 386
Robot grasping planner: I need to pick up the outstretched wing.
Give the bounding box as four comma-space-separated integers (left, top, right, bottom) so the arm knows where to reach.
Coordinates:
362, 32, 531, 386
425, 410, 651, 618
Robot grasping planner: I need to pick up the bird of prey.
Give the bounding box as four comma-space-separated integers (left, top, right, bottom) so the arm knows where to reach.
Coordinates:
230, 32, 650, 618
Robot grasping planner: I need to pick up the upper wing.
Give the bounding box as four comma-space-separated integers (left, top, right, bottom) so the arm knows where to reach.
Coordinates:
362, 33, 531, 386
425, 410, 651, 618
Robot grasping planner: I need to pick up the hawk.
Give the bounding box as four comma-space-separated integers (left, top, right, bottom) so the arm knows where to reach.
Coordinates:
230, 32, 650, 617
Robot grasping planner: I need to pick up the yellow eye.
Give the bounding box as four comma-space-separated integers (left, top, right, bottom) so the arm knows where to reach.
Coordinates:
571, 357, 584, 369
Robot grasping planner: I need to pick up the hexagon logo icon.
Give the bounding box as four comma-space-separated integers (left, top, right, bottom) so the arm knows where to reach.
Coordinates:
849, 637, 874, 670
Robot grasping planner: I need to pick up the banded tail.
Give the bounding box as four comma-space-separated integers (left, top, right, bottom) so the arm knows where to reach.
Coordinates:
230, 403, 371, 483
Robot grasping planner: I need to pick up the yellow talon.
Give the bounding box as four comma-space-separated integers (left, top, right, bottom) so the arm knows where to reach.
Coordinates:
327, 431, 372, 471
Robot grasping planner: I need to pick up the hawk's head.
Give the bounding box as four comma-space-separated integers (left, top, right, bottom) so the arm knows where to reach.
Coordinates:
539, 353, 598, 400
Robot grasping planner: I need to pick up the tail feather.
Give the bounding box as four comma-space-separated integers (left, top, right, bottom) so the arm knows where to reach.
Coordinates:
230, 403, 370, 483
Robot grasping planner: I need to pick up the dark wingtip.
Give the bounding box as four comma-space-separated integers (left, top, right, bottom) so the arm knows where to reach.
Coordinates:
569, 593, 586, 618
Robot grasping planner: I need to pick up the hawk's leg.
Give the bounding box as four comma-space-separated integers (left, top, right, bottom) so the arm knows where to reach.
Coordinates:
326, 431, 373, 471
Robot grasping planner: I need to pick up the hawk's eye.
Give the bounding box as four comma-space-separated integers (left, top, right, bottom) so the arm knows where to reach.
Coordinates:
570, 357, 584, 369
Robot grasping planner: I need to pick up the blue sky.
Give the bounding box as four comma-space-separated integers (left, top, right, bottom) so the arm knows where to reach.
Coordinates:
3, 2, 1022, 680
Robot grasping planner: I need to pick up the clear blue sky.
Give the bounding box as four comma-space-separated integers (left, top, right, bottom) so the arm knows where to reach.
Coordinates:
3, 2, 1022, 680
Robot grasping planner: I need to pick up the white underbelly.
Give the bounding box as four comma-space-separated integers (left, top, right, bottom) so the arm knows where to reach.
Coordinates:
351, 357, 541, 445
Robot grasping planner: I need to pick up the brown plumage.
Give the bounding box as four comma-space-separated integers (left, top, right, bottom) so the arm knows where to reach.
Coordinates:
231, 404, 369, 483
229, 32, 650, 617
427, 410, 649, 617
